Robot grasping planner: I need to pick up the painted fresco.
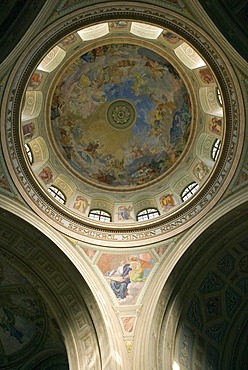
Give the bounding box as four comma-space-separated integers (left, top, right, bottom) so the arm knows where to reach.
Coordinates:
154, 247, 168, 257
83, 248, 97, 259
0, 262, 45, 358
51, 43, 192, 188
28, 72, 43, 89
22, 121, 35, 141
162, 30, 181, 44
60, 33, 78, 48
193, 162, 209, 181
121, 317, 135, 332
116, 205, 134, 221
109, 21, 128, 30
38, 167, 53, 184
98, 253, 155, 304
199, 67, 215, 84
159, 193, 175, 210
208, 117, 222, 135
73, 195, 89, 213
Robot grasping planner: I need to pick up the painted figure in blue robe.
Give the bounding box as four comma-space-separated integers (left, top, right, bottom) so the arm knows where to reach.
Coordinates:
106, 262, 132, 300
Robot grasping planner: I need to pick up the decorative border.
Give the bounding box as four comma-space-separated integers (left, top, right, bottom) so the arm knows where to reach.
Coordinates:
1, 3, 244, 246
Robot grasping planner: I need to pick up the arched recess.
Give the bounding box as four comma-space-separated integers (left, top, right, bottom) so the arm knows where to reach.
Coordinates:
156, 197, 248, 370
130, 188, 248, 370
0, 199, 116, 370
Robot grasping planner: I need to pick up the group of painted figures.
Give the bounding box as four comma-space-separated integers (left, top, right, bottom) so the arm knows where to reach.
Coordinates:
105, 257, 153, 300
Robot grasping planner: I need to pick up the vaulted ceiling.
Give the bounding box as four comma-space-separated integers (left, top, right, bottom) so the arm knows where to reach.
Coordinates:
0, 1, 247, 370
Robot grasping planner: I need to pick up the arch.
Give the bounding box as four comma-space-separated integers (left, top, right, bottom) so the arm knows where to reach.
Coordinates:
130, 22, 163, 39
22, 91, 43, 120
37, 45, 66, 72
131, 189, 248, 370
174, 42, 206, 69
52, 174, 77, 203
162, 200, 248, 369
27, 136, 49, 171
19, 350, 69, 370
0, 196, 128, 369
0, 206, 101, 369
199, 86, 223, 116
195, 132, 219, 167
77, 23, 109, 41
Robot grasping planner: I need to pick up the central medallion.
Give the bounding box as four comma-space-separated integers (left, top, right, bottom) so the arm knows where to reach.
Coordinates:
106, 99, 137, 130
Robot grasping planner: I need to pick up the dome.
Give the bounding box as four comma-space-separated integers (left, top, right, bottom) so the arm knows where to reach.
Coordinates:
3, 13, 240, 245
49, 42, 192, 189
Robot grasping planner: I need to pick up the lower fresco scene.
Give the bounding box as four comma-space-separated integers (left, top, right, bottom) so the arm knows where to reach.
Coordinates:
98, 253, 155, 304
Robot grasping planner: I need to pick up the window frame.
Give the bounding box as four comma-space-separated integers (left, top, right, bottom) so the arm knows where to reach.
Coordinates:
24, 143, 33, 164
47, 185, 66, 204
212, 138, 221, 161
137, 207, 160, 221
88, 209, 112, 222
216, 87, 223, 106
181, 182, 200, 202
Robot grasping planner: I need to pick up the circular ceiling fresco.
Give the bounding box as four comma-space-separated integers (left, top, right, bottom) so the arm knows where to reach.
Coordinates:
50, 43, 192, 188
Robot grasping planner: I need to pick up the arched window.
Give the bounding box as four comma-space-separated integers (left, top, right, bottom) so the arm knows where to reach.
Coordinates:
47, 185, 66, 204
24, 143, 33, 164
137, 208, 160, 221
181, 182, 199, 202
88, 209, 111, 222
216, 88, 222, 106
212, 139, 221, 161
